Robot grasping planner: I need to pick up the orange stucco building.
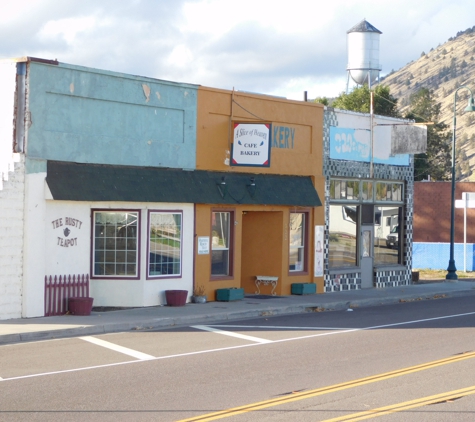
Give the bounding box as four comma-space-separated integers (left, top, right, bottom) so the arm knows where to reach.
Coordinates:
194, 87, 325, 299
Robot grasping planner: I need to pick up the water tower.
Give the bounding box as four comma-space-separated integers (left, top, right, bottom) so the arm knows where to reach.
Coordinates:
346, 19, 382, 93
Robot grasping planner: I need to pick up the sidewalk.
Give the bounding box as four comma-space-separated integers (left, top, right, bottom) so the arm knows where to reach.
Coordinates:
1, 280, 475, 345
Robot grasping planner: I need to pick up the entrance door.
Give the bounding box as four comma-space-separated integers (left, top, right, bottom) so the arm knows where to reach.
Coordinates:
241, 211, 283, 295
360, 225, 373, 288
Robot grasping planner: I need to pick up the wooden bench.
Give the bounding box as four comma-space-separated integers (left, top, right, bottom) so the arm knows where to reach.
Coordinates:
255, 276, 279, 295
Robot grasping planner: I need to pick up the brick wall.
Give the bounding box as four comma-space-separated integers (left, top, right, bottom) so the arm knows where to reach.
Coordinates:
0, 156, 24, 319
414, 181, 475, 243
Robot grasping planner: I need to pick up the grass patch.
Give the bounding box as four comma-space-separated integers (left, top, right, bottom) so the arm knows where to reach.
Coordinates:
414, 268, 475, 279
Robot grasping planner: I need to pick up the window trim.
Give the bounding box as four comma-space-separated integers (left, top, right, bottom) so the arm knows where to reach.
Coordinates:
210, 208, 235, 280
91, 209, 141, 280
146, 210, 183, 280
288, 210, 310, 275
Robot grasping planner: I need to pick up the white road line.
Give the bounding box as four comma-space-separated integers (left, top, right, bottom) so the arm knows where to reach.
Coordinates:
192, 325, 273, 343
2, 311, 475, 382
79, 336, 155, 360
208, 324, 354, 330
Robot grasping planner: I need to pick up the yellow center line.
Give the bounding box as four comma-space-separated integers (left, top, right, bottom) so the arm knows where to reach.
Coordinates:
177, 352, 475, 422
323, 385, 475, 421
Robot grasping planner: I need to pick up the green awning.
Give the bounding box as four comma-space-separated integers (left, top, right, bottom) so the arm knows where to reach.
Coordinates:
46, 161, 321, 207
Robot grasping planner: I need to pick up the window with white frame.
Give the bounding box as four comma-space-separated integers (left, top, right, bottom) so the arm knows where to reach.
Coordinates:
211, 211, 232, 276
289, 212, 306, 272
148, 211, 182, 277
93, 211, 139, 278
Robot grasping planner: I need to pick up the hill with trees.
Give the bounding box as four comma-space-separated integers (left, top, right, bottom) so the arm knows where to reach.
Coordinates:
379, 26, 475, 181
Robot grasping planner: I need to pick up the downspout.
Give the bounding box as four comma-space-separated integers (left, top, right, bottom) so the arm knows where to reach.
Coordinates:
15, 62, 26, 153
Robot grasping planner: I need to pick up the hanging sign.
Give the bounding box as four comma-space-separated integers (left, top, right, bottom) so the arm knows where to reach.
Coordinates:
231, 122, 272, 167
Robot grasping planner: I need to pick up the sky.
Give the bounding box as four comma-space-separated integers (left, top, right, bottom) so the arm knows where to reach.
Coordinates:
1, 0, 474, 100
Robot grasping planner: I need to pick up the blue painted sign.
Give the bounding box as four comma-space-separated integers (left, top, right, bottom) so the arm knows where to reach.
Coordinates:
330, 126, 409, 165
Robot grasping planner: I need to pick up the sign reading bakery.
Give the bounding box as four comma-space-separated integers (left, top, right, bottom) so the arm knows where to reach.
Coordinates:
231, 122, 272, 167
52, 216, 83, 247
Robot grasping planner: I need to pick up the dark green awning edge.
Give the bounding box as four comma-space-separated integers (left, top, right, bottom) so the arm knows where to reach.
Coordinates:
46, 161, 321, 207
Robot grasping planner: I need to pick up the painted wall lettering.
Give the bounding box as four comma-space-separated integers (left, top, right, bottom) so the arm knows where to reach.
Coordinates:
52, 216, 83, 247
272, 126, 295, 149
57, 237, 78, 247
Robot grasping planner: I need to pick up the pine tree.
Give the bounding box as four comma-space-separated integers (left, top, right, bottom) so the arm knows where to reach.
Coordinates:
405, 88, 451, 181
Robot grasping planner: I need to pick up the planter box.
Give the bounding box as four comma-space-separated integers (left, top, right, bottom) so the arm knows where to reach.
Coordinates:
216, 288, 244, 302
165, 290, 188, 306
68, 297, 94, 316
291, 283, 316, 295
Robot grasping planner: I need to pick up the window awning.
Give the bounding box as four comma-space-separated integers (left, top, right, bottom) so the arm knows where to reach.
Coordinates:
46, 161, 321, 207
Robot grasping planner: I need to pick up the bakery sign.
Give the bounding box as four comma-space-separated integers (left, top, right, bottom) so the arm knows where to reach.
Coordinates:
231, 122, 272, 167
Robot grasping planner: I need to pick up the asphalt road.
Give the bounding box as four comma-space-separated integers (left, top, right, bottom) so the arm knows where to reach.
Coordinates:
1, 296, 475, 421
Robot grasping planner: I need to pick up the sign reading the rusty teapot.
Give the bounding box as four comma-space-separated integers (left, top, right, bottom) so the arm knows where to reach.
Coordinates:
52, 217, 83, 247
231, 122, 272, 167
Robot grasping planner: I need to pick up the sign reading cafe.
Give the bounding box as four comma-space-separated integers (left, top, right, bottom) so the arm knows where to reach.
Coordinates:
52, 217, 83, 247
231, 122, 272, 167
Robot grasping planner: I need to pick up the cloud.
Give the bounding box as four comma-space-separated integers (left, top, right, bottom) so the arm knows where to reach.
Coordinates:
1, 0, 474, 100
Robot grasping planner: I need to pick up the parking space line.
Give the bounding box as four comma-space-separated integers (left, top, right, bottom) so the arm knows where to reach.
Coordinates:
192, 325, 273, 343
79, 336, 155, 360
210, 324, 354, 330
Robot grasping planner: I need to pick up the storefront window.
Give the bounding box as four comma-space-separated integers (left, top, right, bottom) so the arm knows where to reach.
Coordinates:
374, 206, 402, 265
329, 205, 358, 268
93, 211, 139, 277
346, 181, 360, 200
362, 181, 373, 200
148, 212, 182, 277
289, 213, 306, 272
376, 182, 404, 201
211, 211, 232, 276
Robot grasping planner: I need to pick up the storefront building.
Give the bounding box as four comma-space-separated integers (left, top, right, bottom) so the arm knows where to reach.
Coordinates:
194, 87, 325, 298
0, 57, 199, 318
323, 108, 419, 291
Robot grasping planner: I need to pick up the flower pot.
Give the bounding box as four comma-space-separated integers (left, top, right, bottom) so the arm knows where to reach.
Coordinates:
165, 290, 188, 306
191, 295, 207, 304
68, 297, 94, 316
